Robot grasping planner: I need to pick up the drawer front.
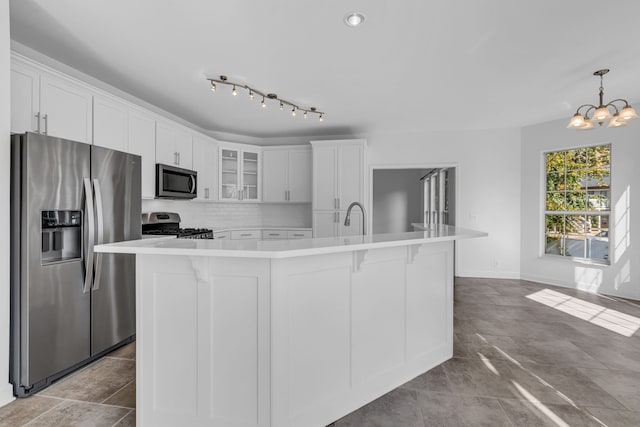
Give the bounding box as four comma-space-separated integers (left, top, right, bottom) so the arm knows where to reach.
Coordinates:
262, 230, 287, 240
213, 231, 230, 240
287, 230, 312, 239
231, 230, 261, 240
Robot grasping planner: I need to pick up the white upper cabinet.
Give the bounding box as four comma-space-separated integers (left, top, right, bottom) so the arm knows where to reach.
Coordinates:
219, 145, 261, 201
193, 134, 218, 201
128, 109, 157, 199
10, 61, 40, 133
288, 149, 312, 202
11, 59, 92, 143
262, 147, 311, 203
312, 140, 365, 211
93, 94, 128, 152
39, 73, 93, 144
262, 150, 289, 202
156, 121, 193, 169
311, 139, 366, 237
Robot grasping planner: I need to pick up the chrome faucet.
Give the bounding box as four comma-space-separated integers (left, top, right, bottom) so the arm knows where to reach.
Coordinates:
344, 202, 367, 235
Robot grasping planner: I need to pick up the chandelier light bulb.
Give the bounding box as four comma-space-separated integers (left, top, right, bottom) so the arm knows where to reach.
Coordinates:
249, 90, 254, 100
303, 111, 308, 119
607, 113, 627, 128
593, 106, 611, 121
567, 113, 586, 129
319, 114, 324, 122
210, 82, 216, 92
578, 118, 594, 130
232, 85, 237, 96
280, 102, 284, 110
620, 105, 639, 121
292, 107, 296, 117
261, 97, 266, 108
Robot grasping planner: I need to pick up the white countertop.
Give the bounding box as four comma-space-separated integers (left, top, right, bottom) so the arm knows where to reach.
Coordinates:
95, 226, 487, 259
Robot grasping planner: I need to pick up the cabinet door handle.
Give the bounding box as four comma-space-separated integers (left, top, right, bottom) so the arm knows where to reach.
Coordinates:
337, 197, 340, 209
35, 112, 41, 133
205, 188, 209, 199
43, 114, 48, 135
241, 233, 252, 237
268, 233, 279, 236
284, 190, 287, 201
177, 152, 181, 165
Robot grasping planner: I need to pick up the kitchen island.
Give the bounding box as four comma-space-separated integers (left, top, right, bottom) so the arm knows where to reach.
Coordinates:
95, 226, 486, 427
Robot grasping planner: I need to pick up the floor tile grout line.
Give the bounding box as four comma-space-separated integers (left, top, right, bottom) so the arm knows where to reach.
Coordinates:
110, 408, 134, 427
20, 398, 66, 427
101, 379, 136, 406
31, 394, 137, 410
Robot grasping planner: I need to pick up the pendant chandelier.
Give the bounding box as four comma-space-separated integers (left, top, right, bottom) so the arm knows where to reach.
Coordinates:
206, 75, 324, 122
567, 69, 638, 130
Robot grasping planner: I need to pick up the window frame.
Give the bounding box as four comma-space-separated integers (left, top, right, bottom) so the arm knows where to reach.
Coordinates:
541, 144, 611, 265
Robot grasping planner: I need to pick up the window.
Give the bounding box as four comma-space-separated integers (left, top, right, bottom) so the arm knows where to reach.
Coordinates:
544, 145, 610, 263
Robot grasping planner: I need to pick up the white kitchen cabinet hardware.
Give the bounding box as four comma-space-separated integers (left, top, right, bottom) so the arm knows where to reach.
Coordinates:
219, 145, 261, 201
262, 230, 287, 240
213, 231, 230, 240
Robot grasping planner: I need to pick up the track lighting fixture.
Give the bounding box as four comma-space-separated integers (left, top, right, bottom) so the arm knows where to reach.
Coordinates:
567, 69, 638, 130
206, 75, 325, 122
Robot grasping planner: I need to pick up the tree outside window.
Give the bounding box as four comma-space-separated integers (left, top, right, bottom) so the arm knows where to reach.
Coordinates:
544, 145, 610, 263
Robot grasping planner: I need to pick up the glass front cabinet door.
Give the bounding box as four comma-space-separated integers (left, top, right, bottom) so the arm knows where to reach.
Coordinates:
219, 147, 260, 201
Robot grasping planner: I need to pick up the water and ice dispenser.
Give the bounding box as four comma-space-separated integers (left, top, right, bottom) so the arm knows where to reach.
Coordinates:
41, 210, 82, 264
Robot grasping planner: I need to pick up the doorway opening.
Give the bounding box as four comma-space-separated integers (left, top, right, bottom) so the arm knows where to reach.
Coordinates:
371, 166, 457, 234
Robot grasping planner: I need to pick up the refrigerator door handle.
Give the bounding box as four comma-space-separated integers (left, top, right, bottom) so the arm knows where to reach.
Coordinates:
92, 179, 105, 291
83, 178, 95, 294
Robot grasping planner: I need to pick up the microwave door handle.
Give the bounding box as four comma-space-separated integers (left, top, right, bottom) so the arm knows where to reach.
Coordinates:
189, 175, 196, 194
92, 179, 104, 291
83, 178, 95, 294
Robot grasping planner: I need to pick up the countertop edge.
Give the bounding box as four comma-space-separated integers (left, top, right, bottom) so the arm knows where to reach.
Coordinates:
95, 228, 488, 259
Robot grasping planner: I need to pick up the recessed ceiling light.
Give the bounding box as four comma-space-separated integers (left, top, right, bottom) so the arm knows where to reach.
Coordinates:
344, 12, 365, 27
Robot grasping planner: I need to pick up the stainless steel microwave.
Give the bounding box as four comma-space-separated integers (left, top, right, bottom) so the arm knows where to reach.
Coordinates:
156, 164, 197, 199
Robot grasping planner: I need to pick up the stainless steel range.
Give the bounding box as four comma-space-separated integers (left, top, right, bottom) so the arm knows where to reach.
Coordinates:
142, 212, 213, 239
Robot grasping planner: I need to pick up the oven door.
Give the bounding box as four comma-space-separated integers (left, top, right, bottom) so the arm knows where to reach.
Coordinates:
156, 164, 197, 199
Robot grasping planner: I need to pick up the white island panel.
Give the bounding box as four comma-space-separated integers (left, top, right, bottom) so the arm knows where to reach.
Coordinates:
95, 228, 486, 427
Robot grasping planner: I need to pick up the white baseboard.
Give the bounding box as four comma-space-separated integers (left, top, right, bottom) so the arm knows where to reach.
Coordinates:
0, 383, 15, 408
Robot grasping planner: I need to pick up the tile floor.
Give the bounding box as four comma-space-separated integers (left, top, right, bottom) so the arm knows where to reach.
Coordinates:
1, 278, 640, 426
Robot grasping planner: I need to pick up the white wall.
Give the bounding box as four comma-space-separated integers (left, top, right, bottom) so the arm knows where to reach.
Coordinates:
1, 0, 14, 407
372, 169, 425, 233
366, 128, 522, 278
521, 117, 640, 300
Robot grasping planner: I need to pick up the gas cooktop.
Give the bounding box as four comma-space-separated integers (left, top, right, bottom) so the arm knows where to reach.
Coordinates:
141, 212, 213, 239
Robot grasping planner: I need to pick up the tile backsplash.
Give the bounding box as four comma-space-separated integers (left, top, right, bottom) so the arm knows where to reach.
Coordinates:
141, 199, 312, 229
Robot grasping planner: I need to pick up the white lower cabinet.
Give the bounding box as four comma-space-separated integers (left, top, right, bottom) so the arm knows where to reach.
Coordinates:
213, 231, 230, 240
231, 230, 261, 240
262, 230, 287, 240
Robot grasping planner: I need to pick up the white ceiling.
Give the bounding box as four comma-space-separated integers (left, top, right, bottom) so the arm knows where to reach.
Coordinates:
9, 0, 640, 139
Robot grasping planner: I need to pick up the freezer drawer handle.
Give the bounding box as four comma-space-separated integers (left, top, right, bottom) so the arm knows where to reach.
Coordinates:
83, 178, 95, 294
92, 179, 105, 291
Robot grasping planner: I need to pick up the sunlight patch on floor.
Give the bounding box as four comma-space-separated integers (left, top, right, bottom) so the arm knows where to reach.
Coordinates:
526, 289, 640, 337
512, 381, 571, 427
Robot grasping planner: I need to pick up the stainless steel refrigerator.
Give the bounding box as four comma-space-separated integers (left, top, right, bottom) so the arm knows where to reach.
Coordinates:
10, 132, 141, 397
